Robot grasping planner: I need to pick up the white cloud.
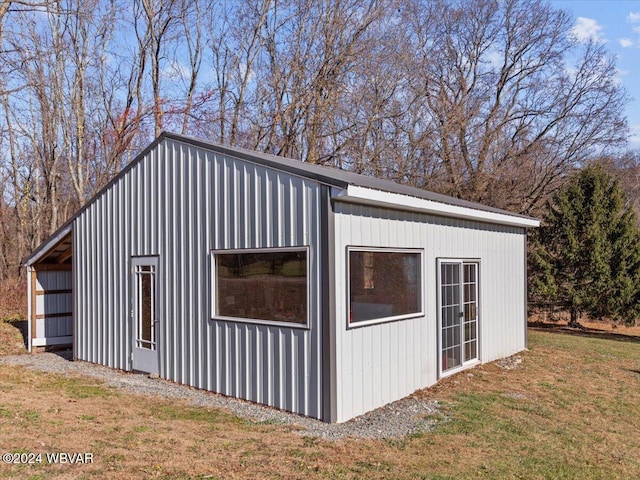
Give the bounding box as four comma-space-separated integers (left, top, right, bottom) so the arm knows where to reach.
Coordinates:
483, 48, 503, 69
572, 17, 604, 43
628, 12, 640, 22
612, 68, 629, 87
630, 125, 640, 146
634, 25, 640, 34
620, 38, 634, 48
162, 61, 191, 83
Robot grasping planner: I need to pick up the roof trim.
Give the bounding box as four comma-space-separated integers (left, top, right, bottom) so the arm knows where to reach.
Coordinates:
336, 186, 540, 228
161, 132, 351, 189
22, 135, 167, 267
22, 223, 73, 266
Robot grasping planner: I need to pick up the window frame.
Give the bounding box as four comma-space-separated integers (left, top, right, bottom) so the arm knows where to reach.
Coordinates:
211, 246, 311, 329
346, 246, 425, 329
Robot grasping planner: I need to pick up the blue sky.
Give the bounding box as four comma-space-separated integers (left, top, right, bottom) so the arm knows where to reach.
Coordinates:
550, 0, 640, 149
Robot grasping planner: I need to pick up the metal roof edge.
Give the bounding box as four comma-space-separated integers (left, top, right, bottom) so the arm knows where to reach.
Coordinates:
22, 135, 167, 267
161, 132, 350, 189
336, 186, 540, 228
164, 132, 537, 224
22, 223, 73, 266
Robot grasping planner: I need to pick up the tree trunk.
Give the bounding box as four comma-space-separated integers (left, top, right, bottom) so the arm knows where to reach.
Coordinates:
568, 308, 581, 328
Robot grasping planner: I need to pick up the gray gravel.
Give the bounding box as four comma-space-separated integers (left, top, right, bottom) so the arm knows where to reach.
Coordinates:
0, 351, 442, 441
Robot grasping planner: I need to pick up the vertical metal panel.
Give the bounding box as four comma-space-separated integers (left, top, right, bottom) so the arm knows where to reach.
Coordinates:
332, 202, 527, 422
33, 270, 72, 344
36, 292, 72, 313
36, 271, 72, 290
320, 184, 337, 422
73, 137, 323, 420
36, 316, 72, 337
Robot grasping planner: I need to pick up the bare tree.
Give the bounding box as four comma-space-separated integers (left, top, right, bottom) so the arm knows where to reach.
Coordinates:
134, 0, 182, 137
197, 0, 273, 146
4, 2, 69, 236
253, 0, 385, 162
1, 89, 44, 261
178, 0, 202, 134
89, 0, 154, 187
400, 0, 628, 214
596, 151, 640, 220
0, 0, 632, 286
61, 0, 121, 203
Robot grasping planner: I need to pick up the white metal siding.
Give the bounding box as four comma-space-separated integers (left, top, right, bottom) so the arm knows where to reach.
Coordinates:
36, 271, 71, 290
73, 138, 323, 419
333, 202, 527, 422
33, 270, 72, 343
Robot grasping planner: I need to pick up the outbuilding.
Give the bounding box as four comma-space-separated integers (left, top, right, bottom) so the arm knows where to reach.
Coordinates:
24, 132, 539, 423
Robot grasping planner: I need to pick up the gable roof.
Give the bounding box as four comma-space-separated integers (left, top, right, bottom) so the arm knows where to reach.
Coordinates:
24, 132, 538, 266
169, 132, 534, 219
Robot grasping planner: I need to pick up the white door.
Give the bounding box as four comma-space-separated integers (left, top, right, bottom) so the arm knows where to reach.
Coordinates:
438, 260, 479, 376
131, 257, 159, 374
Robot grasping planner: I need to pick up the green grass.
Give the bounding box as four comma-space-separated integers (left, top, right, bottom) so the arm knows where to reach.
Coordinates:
39, 377, 118, 399
409, 329, 640, 479
1, 328, 640, 479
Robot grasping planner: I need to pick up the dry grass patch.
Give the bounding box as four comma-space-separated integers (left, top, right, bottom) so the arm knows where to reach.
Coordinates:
1, 327, 640, 479
0, 319, 27, 357
0, 278, 26, 321
0, 277, 28, 356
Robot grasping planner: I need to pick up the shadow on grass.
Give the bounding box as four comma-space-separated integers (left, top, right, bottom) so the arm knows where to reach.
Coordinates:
6, 319, 28, 349
528, 320, 640, 344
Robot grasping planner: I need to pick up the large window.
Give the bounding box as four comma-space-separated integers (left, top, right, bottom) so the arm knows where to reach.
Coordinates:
213, 248, 309, 327
348, 248, 423, 326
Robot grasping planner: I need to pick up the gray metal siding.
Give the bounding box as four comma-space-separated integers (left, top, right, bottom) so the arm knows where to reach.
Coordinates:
74, 138, 323, 419
332, 202, 527, 422
33, 270, 73, 344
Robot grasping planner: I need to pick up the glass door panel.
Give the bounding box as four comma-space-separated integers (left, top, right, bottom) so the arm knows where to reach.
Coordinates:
131, 257, 159, 374
440, 260, 479, 374
440, 262, 462, 371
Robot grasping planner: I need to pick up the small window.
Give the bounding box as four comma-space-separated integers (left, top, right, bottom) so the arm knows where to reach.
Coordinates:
213, 248, 309, 327
348, 248, 423, 326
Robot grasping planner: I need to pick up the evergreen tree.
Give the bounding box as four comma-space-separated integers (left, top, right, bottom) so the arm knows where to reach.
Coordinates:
530, 165, 640, 326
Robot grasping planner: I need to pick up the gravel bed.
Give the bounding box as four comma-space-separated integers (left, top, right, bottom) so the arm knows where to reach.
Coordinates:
0, 352, 442, 441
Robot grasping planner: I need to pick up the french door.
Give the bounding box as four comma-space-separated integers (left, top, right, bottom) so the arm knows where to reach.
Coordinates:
438, 260, 479, 375
131, 257, 159, 374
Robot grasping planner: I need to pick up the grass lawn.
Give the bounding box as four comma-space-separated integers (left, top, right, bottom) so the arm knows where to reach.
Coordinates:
1, 322, 639, 479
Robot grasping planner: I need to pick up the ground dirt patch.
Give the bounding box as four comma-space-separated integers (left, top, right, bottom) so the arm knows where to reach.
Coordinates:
1, 327, 640, 479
